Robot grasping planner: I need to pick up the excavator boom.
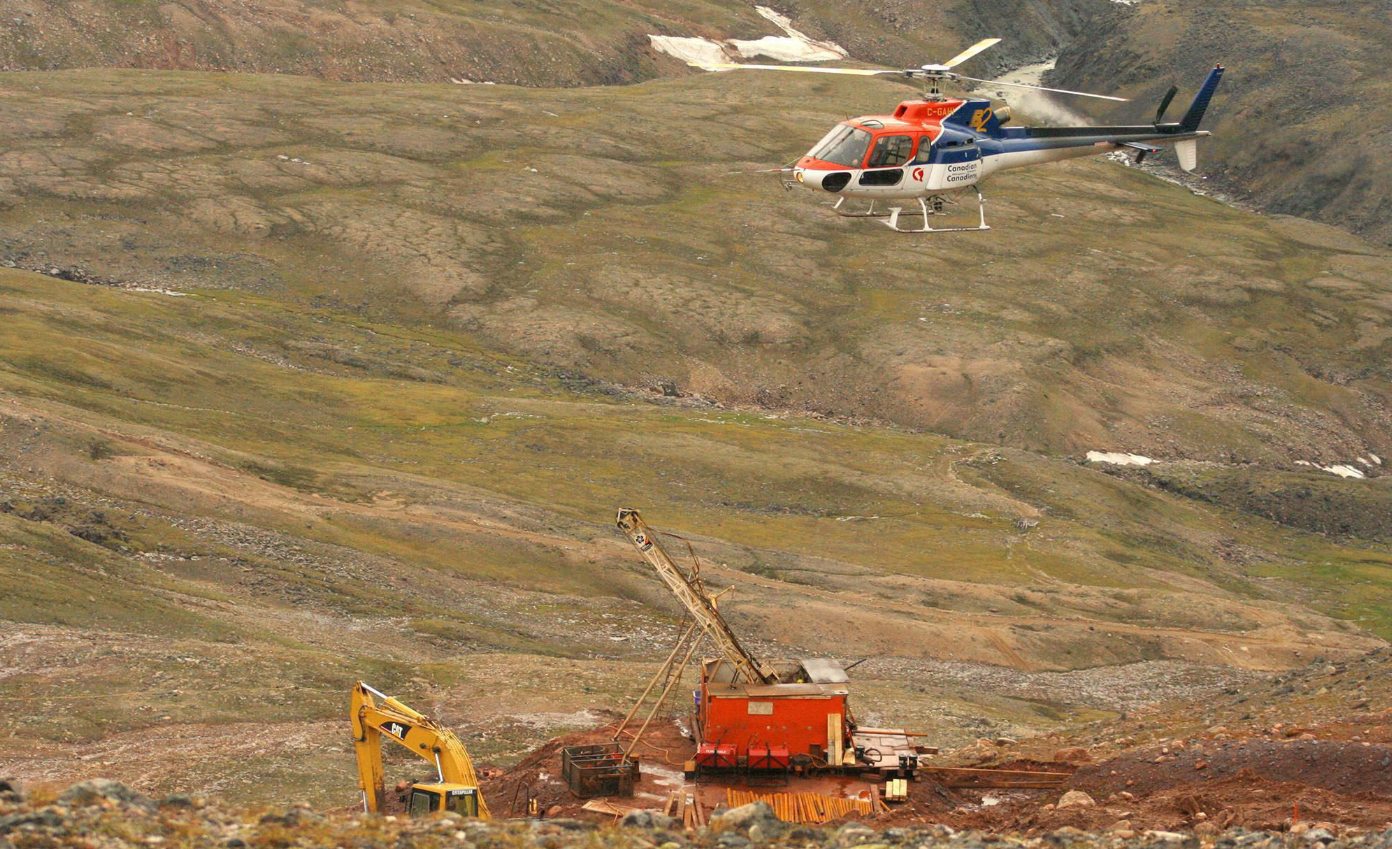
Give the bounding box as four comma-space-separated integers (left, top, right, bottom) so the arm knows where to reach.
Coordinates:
616, 508, 775, 685
352, 682, 490, 818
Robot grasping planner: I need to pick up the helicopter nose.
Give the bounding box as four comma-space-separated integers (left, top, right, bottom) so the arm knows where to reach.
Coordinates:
796, 168, 853, 193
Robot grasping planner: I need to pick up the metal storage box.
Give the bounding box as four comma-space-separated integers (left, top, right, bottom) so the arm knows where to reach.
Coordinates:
560, 743, 639, 798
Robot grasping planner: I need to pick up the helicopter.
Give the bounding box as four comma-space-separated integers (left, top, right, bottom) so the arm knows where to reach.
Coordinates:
697, 39, 1224, 233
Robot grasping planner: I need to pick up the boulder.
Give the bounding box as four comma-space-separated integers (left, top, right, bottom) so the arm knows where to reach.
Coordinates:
1053, 747, 1091, 764
59, 779, 153, 811
749, 822, 787, 843
158, 794, 195, 809
0, 809, 65, 835
1144, 831, 1190, 843
709, 801, 778, 836
1056, 790, 1095, 809
786, 826, 827, 843
620, 810, 679, 830
834, 823, 878, 847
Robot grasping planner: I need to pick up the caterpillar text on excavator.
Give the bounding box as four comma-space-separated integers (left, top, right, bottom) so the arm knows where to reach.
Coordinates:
351, 682, 490, 818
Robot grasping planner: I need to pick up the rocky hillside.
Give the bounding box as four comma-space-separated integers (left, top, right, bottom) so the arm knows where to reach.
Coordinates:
3, 70, 1392, 465
1051, 0, 1392, 246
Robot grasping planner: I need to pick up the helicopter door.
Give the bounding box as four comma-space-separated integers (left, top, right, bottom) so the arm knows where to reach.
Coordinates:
859, 134, 913, 187
907, 135, 933, 188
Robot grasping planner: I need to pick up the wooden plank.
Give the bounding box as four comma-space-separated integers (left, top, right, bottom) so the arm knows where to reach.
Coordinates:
827, 714, 842, 767
581, 800, 641, 817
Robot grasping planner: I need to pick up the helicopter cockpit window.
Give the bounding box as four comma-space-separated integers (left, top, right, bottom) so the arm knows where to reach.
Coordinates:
912, 136, 934, 164
808, 125, 873, 169
866, 135, 914, 168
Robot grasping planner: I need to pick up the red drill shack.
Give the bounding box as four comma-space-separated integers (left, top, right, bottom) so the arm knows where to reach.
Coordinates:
694, 657, 851, 770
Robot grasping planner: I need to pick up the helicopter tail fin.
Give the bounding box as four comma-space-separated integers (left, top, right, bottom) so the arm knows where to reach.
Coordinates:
1178, 65, 1224, 132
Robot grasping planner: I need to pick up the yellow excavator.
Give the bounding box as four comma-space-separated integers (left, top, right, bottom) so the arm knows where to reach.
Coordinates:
351, 681, 490, 818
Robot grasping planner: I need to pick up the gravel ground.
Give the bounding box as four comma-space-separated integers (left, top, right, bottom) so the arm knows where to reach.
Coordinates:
4, 779, 1392, 849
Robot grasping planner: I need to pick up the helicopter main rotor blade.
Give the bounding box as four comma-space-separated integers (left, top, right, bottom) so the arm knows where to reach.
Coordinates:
957, 74, 1128, 101
1154, 84, 1179, 123
691, 62, 897, 76
941, 38, 1002, 68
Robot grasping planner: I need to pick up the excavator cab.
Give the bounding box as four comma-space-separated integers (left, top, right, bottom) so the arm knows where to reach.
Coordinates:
407, 783, 479, 818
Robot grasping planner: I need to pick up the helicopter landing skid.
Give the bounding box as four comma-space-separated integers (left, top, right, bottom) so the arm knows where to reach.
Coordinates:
831, 197, 892, 218
881, 188, 990, 234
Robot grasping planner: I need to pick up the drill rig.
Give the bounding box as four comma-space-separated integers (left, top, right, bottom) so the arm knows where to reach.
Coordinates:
616, 509, 898, 778
351, 681, 490, 818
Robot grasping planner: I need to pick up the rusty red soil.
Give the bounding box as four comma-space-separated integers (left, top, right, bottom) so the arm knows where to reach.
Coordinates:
480, 713, 697, 820
480, 706, 1392, 834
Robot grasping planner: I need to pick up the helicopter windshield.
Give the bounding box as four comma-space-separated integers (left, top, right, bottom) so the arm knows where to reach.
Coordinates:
808, 125, 872, 168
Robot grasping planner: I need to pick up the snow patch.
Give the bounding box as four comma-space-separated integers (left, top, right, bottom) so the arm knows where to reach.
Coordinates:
1323, 464, 1366, 479
128, 287, 188, 297
733, 7, 847, 61
729, 35, 844, 62
649, 36, 730, 67
1295, 460, 1367, 479
1086, 451, 1154, 467
651, 6, 846, 67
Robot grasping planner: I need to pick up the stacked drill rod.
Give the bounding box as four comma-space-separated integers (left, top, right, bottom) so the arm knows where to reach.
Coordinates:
724, 788, 885, 823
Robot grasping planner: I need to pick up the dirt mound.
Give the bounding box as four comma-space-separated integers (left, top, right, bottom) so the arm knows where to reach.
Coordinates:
1075, 739, 1392, 802
919, 650, 1392, 834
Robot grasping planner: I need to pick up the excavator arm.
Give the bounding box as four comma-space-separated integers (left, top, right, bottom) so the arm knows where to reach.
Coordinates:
352, 682, 490, 818
616, 508, 776, 685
